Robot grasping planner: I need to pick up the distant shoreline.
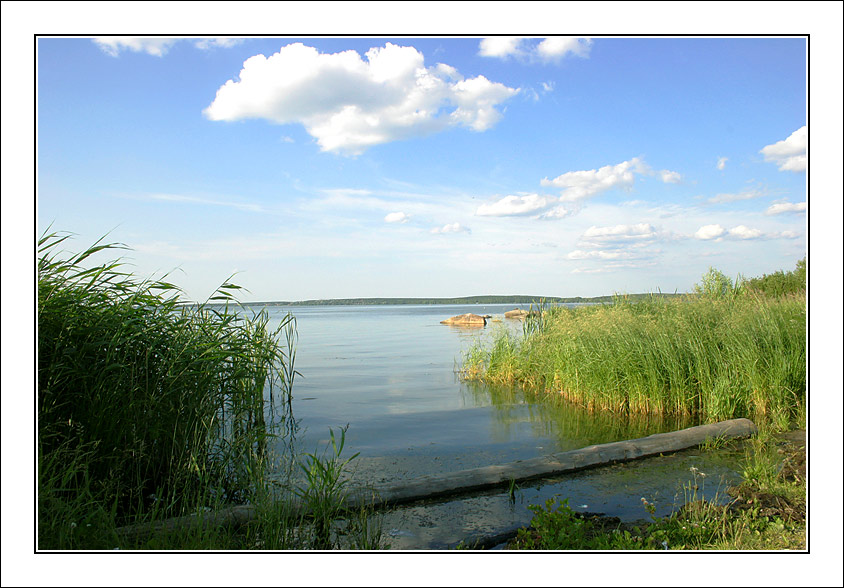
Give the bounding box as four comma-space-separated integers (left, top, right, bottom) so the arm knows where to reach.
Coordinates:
183, 293, 685, 308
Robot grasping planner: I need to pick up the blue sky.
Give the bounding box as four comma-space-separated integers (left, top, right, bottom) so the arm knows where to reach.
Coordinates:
35, 35, 809, 302
35, 34, 812, 302
5, 3, 844, 584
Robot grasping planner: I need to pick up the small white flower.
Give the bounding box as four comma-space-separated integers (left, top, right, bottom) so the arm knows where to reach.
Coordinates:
70, 522, 77, 528
662, 540, 669, 550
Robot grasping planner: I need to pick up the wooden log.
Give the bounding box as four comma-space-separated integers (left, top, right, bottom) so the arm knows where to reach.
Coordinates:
345, 418, 757, 509
115, 418, 756, 541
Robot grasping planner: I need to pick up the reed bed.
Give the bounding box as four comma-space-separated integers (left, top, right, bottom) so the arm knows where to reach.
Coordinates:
462, 293, 806, 429
38, 230, 298, 547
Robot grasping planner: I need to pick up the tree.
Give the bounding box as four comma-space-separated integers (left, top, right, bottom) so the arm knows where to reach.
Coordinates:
693, 267, 735, 299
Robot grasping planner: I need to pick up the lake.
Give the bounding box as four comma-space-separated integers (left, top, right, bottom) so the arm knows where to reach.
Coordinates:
263, 303, 743, 549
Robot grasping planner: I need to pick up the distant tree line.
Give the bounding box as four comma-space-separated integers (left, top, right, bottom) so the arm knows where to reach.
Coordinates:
224, 293, 686, 308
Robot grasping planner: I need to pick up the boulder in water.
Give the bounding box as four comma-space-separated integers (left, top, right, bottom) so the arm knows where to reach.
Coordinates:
440, 313, 487, 326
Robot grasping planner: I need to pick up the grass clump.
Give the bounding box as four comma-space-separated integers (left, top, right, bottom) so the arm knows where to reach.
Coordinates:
39, 230, 389, 550
508, 432, 806, 551
462, 270, 805, 429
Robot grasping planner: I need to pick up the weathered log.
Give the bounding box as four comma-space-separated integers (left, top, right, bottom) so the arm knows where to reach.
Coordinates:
115, 418, 756, 541
347, 418, 757, 509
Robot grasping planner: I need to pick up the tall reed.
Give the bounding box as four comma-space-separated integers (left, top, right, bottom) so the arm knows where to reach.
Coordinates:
38, 230, 297, 542
462, 293, 805, 429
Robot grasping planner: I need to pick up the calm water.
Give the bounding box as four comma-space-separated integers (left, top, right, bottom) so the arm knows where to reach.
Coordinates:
261, 303, 741, 548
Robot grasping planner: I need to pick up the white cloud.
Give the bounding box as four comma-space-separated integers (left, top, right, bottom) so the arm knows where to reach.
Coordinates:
706, 189, 764, 204
567, 249, 639, 260
479, 37, 592, 62
536, 37, 592, 61
694, 224, 774, 241
204, 42, 518, 155
765, 201, 807, 215
760, 126, 807, 172
541, 81, 555, 93
478, 37, 525, 58
93, 37, 179, 57
660, 170, 682, 184
694, 224, 727, 240
538, 206, 576, 220
541, 158, 649, 202
475, 193, 555, 217
717, 157, 728, 171
194, 38, 243, 50
431, 222, 469, 234
728, 225, 764, 240
580, 223, 659, 245
384, 211, 410, 223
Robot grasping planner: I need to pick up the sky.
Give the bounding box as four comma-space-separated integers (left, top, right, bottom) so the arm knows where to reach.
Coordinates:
4, 2, 844, 584
33, 34, 814, 302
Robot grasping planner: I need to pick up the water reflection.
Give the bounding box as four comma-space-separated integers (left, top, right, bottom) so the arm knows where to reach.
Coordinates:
461, 380, 698, 452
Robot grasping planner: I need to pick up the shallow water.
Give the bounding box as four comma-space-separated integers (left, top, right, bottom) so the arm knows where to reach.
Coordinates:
260, 303, 743, 549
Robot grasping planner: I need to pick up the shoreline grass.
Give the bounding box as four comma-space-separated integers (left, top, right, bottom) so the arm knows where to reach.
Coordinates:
37, 231, 388, 550
505, 429, 806, 551
462, 292, 806, 431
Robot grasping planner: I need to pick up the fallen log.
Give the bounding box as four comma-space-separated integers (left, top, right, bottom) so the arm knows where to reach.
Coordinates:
115, 418, 756, 542
346, 418, 757, 509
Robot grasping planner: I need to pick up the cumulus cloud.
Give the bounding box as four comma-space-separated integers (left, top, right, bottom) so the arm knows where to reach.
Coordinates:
204, 42, 519, 155
728, 225, 763, 240
580, 223, 659, 245
478, 37, 525, 58
541, 158, 650, 202
567, 223, 662, 265
660, 170, 682, 184
479, 37, 592, 61
694, 224, 772, 241
760, 126, 807, 172
431, 222, 470, 234
475, 193, 555, 217
717, 157, 728, 171
384, 211, 410, 223
93, 37, 179, 57
765, 201, 807, 215
536, 37, 593, 61
695, 224, 727, 240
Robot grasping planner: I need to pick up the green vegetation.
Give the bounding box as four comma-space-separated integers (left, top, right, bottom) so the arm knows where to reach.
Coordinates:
38, 231, 387, 550
462, 265, 806, 430
462, 260, 806, 551
742, 257, 807, 298
507, 431, 805, 550
207, 293, 684, 308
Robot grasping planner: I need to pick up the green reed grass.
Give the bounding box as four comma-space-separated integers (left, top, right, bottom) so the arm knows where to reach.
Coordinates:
38, 230, 297, 546
462, 293, 805, 429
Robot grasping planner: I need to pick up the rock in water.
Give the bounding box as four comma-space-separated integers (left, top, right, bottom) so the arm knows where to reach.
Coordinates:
504, 309, 530, 319
440, 313, 487, 326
